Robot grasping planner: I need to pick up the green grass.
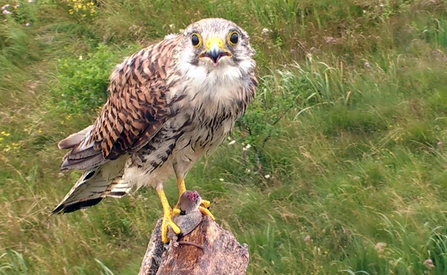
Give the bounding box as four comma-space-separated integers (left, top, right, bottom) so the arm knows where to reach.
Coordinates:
2, 0, 447, 274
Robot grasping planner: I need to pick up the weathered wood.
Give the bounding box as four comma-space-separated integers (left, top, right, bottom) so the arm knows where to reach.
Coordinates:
139, 216, 250, 275
138, 219, 165, 275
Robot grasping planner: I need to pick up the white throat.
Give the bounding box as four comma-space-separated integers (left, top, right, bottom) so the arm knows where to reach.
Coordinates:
178, 55, 253, 103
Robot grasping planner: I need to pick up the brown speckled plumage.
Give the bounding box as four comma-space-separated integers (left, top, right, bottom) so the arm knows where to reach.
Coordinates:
53, 18, 257, 214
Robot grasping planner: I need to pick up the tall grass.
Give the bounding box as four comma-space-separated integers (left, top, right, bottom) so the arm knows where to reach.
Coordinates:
1, 0, 447, 274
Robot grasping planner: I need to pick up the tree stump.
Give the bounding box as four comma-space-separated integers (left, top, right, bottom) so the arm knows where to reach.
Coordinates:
139, 216, 250, 275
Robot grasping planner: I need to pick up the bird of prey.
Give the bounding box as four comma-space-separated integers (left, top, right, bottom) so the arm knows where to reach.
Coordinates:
53, 18, 257, 243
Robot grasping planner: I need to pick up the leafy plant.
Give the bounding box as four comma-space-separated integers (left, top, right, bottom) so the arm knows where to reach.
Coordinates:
52, 43, 136, 114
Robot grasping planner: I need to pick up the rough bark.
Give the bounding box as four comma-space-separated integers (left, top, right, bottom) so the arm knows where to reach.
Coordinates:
139, 216, 250, 275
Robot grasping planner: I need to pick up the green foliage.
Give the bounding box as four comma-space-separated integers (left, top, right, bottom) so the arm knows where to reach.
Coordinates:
0, 1, 38, 26
65, 0, 97, 19
239, 71, 302, 148
0, 250, 31, 275
2, 0, 447, 274
52, 43, 136, 114
95, 259, 115, 275
0, 20, 39, 68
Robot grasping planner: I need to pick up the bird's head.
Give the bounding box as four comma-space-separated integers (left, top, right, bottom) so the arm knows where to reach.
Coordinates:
181, 18, 255, 69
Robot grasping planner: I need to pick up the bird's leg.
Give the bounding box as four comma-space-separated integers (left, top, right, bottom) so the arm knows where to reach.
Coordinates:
174, 177, 215, 220
200, 199, 211, 209
199, 205, 215, 220
156, 187, 181, 243
174, 177, 187, 210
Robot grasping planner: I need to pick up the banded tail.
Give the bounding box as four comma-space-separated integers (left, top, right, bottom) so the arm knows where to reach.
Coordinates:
53, 126, 131, 214
52, 160, 131, 214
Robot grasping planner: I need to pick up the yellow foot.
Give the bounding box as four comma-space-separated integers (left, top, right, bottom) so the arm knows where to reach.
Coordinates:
200, 199, 211, 209
199, 206, 215, 220
161, 210, 181, 244
199, 199, 215, 220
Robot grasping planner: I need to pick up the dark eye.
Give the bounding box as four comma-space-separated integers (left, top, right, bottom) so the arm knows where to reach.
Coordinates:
191, 33, 201, 47
229, 31, 239, 45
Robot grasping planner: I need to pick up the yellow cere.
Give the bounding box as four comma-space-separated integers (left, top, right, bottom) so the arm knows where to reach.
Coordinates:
206, 37, 224, 50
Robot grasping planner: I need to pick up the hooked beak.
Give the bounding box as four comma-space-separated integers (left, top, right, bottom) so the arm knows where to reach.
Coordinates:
199, 37, 232, 65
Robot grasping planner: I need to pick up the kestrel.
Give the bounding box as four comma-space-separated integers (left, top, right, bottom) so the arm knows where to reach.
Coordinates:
53, 18, 257, 243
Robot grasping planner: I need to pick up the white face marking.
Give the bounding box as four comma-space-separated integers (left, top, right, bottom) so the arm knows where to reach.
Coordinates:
177, 48, 254, 104
182, 64, 240, 98
174, 19, 255, 104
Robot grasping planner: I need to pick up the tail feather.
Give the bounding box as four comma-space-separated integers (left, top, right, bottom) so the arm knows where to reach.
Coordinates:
104, 179, 133, 198
53, 156, 131, 214
61, 152, 104, 171
58, 125, 94, 149
59, 125, 105, 171
53, 197, 103, 214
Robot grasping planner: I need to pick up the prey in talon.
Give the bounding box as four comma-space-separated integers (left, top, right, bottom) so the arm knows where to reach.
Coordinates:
168, 190, 204, 249
51, 18, 257, 245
